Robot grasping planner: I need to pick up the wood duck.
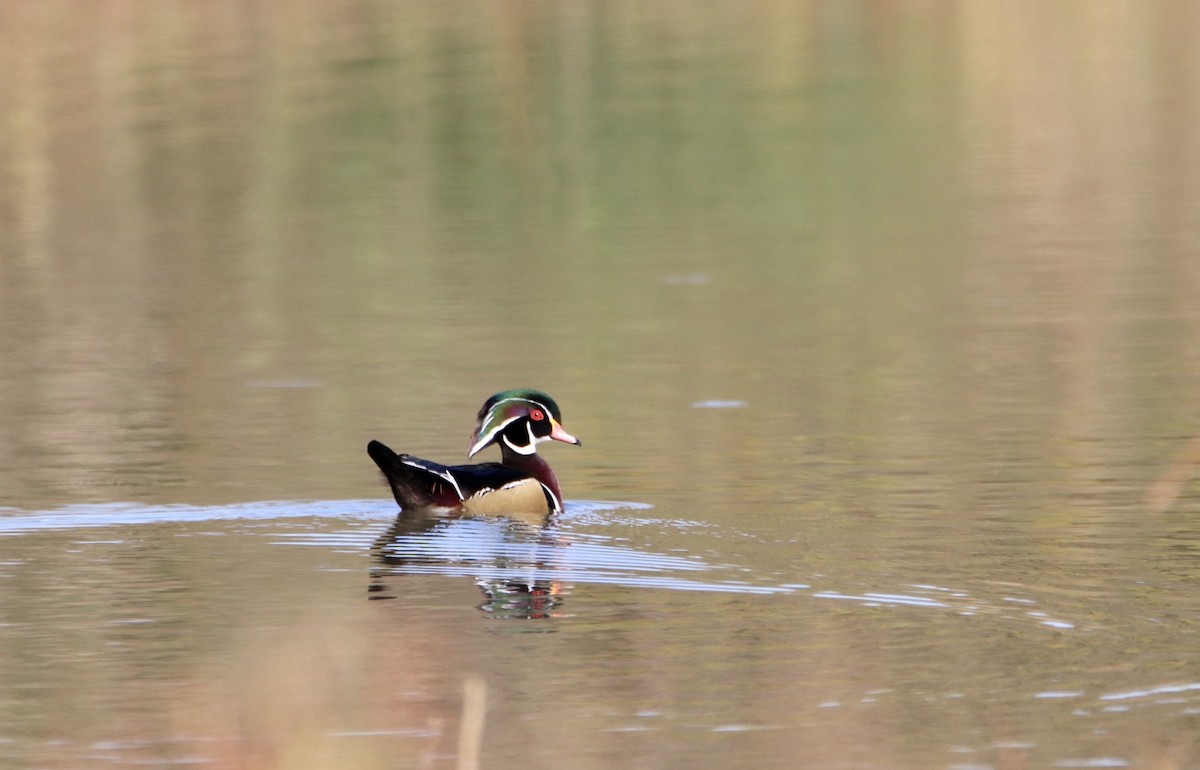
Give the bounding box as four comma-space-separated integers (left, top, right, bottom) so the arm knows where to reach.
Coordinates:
367, 389, 581, 515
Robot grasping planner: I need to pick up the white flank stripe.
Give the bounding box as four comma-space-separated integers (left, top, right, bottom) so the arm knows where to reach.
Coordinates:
401, 457, 464, 500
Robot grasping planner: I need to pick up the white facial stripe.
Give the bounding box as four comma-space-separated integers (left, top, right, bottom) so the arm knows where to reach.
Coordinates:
470, 414, 523, 455
471, 396, 554, 454
481, 397, 552, 427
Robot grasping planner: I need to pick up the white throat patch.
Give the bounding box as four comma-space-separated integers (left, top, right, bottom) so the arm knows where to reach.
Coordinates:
501, 421, 541, 455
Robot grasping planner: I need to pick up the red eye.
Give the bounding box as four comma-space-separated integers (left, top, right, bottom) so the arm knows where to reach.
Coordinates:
530, 409, 545, 421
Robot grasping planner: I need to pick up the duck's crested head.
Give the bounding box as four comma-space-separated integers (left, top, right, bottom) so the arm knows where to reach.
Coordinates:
467, 389, 580, 458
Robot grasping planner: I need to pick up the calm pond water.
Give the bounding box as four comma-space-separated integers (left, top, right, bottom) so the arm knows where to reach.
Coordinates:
3, 2, 1200, 768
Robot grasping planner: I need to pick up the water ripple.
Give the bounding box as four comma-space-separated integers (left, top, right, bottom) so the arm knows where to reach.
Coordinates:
0, 499, 391, 535
0, 499, 1092, 629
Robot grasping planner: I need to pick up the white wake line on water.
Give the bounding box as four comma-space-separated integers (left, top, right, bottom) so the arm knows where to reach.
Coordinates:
0, 500, 1086, 623
1099, 682, 1200, 701
385, 564, 793, 594
277, 520, 1086, 613
0, 499, 650, 535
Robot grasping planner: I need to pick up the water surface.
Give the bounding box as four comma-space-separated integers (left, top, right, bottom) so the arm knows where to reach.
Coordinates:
2, 2, 1200, 768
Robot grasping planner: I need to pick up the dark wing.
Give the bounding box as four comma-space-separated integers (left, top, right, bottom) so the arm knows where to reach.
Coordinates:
367, 440, 532, 510
437, 461, 530, 499
368, 440, 462, 509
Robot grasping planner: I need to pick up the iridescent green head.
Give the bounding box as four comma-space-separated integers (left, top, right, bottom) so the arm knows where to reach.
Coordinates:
467, 389, 581, 458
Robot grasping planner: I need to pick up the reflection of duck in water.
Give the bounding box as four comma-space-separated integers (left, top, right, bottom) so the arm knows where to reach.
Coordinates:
367, 390, 581, 618
367, 389, 581, 515
369, 509, 572, 619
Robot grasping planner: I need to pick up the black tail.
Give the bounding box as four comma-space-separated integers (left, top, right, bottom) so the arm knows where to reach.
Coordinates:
367, 440, 444, 509
367, 439, 400, 471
